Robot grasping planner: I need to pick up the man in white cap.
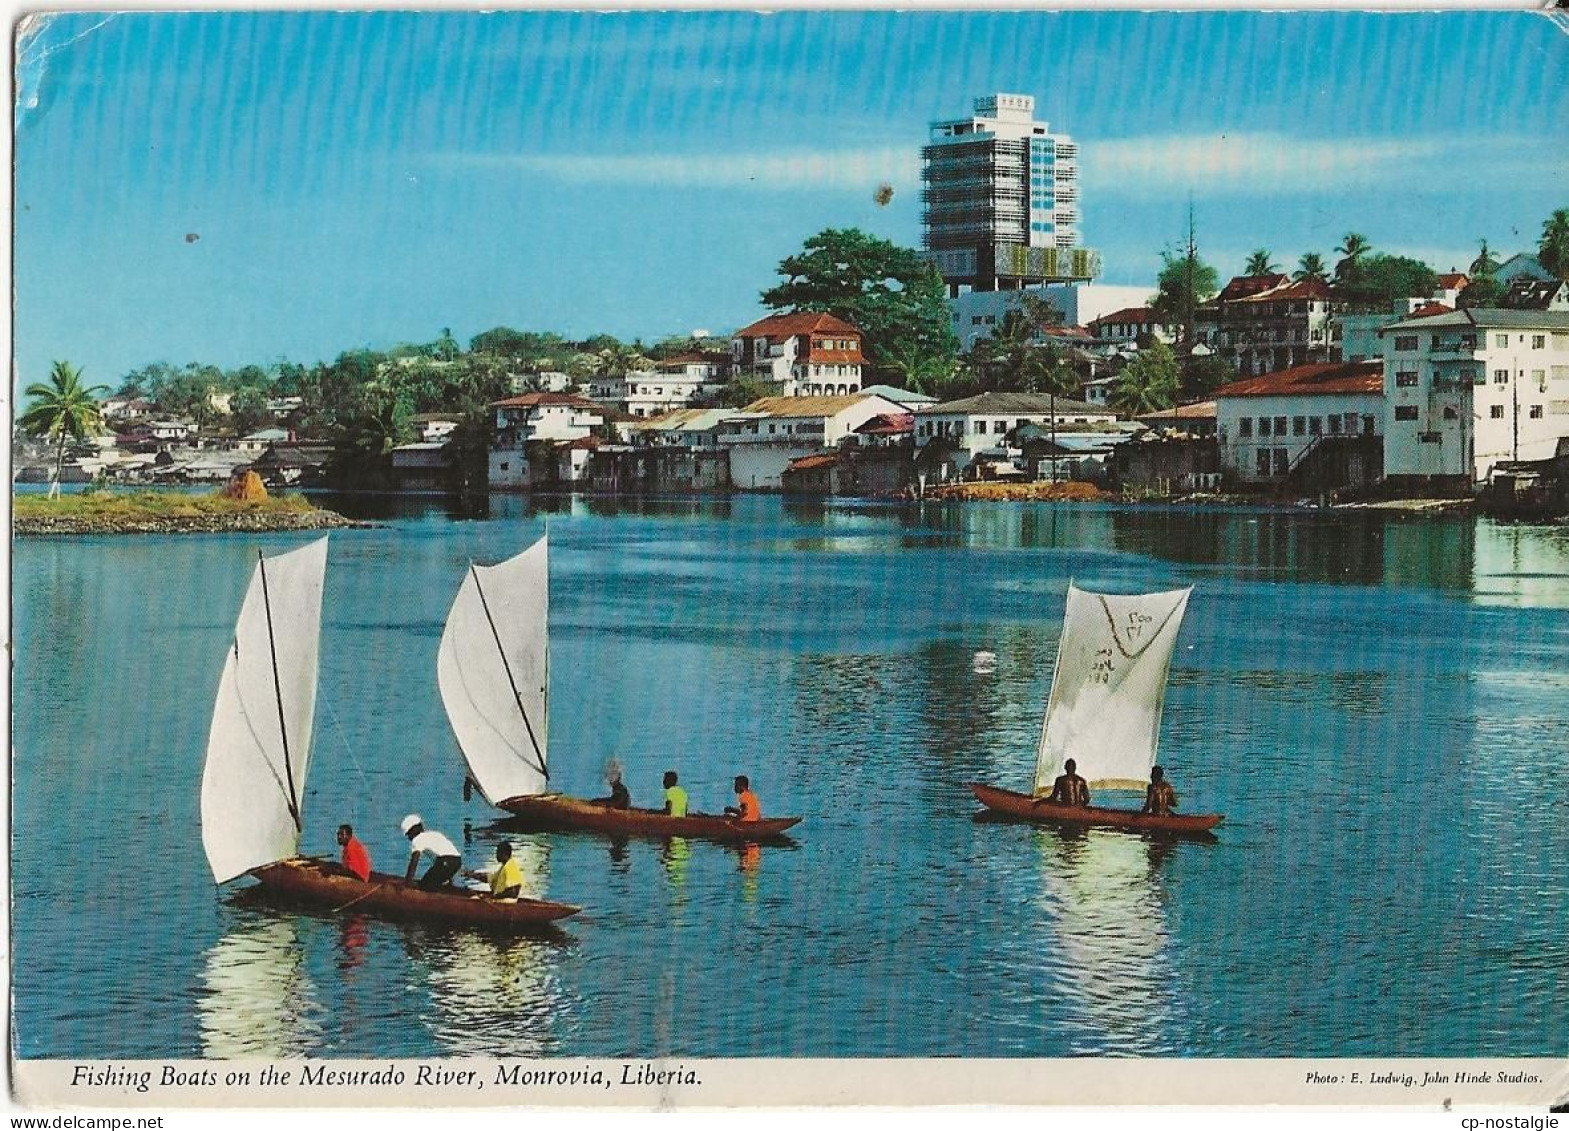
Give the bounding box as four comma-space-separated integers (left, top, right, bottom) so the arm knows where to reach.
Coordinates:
401, 814, 462, 890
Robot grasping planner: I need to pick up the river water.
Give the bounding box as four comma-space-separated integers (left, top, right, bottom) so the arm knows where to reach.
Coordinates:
11, 495, 1569, 1059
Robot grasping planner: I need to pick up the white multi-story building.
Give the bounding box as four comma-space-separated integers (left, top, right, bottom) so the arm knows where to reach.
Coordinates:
1379, 309, 1569, 486
488, 392, 604, 489
947, 283, 1154, 351
922, 93, 1099, 294
718, 394, 904, 490
586, 353, 729, 417
1213, 361, 1384, 484
913, 391, 1117, 478
730, 313, 864, 397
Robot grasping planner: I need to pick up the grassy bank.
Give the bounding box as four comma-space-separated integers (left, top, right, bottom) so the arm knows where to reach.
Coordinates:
13, 489, 362, 535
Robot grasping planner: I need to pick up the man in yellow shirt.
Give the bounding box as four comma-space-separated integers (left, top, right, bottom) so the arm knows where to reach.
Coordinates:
662, 771, 688, 818
466, 842, 524, 900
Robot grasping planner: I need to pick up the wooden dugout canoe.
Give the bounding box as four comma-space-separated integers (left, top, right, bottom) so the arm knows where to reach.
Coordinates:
966, 782, 1224, 836
251, 858, 582, 928
498, 794, 802, 843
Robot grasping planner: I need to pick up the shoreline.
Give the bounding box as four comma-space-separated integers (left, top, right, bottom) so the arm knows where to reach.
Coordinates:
12, 490, 368, 536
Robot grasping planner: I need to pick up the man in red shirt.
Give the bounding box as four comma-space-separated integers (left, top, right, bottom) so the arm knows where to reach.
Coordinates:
337, 823, 372, 881
724, 775, 761, 822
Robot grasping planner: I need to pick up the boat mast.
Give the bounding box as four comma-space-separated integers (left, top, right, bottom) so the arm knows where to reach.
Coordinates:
469, 565, 549, 780
256, 550, 302, 831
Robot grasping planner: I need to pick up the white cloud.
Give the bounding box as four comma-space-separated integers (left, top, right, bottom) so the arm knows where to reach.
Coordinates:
1085, 132, 1563, 198
431, 147, 920, 193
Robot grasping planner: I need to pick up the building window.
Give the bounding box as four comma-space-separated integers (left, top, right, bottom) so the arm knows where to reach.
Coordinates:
1443, 406, 1458, 420
1329, 414, 1343, 435
1533, 335, 1546, 349
1275, 416, 1288, 435
1293, 416, 1306, 435
1239, 417, 1253, 438
1494, 369, 1510, 384
1394, 405, 1419, 421
1532, 370, 1547, 389
1344, 413, 1360, 434
1529, 404, 1544, 419
994, 420, 1007, 434
1273, 448, 1289, 476
1256, 449, 1271, 476
1309, 416, 1322, 435
1394, 335, 1418, 351
1490, 405, 1505, 419
1495, 334, 1510, 349
1258, 417, 1271, 437
1396, 371, 1419, 387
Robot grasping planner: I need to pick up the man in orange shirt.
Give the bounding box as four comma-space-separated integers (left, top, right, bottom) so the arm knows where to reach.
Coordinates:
724, 775, 761, 822
336, 823, 371, 881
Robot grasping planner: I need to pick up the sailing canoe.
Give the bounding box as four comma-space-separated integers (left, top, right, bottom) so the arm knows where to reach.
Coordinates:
252, 858, 581, 926
968, 782, 1223, 835
440, 536, 804, 844
499, 794, 801, 842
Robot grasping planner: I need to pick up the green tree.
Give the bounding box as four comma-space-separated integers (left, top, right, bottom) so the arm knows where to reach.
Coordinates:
1537, 209, 1569, 281
1184, 352, 1238, 400
1469, 239, 1500, 278
1336, 254, 1439, 313
881, 341, 957, 396
760, 227, 959, 378
715, 375, 778, 409
1150, 215, 1220, 364
1109, 341, 1180, 416
1294, 252, 1329, 283
1459, 272, 1503, 309
1244, 249, 1277, 276
229, 386, 272, 436
1333, 233, 1372, 283
19, 361, 107, 498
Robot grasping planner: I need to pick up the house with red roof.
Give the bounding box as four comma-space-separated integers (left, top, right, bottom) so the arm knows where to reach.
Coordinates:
1216, 277, 1346, 377
1213, 360, 1385, 486
730, 312, 865, 397
1088, 306, 1174, 353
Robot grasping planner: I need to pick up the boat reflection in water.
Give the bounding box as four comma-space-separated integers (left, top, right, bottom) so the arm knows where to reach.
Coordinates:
199, 913, 323, 1058
660, 837, 691, 899
1033, 824, 1182, 1056
417, 836, 575, 1057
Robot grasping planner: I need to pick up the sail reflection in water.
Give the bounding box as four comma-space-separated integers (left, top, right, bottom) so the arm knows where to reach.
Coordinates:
1034, 828, 1180, 1056
419, 838, 574, 1056
199, 914, 323, 1058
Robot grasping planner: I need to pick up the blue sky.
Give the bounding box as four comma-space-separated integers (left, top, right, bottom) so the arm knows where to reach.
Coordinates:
13, 10, 1568, 388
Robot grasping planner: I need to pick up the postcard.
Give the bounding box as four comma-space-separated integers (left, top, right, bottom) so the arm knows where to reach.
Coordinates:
9, 6, 1568, 1114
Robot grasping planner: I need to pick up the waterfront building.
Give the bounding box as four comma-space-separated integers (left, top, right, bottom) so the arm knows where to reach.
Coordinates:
390, 441, 453, 491
586, 353, 729, 417
411, 413, 462, 442
235, 426, 291, 454
1341, 302, 1454, 363
729, 313, 864, 396
857, 384, 938, 410
1214, 276, 1345, 376
487, 392, 604, 490
1378, 308, 1569, 488
913, 391, 1117, 480
921, 93, 1098, 294
1134, 401, 1219, 440
1087, 306, 1173, 354
1213, 360, 1384, 488
718, 393, 904, 490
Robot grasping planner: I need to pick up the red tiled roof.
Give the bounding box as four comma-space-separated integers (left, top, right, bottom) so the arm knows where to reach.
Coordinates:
855, 413, 914, 435
559, 435, 601, 451
1218, 273, 1290, 303
1407, 302, 1455, 319
785, 452, 839, 472
1230, 277, 1334, 303
1212, 360, 1384, 399
1042, 325, 1095, 342
1090, 306, 1160, 328
1436, 273, 1469, 290
491, 392, 599, 409
733, 311, 862, 341
803, 346, 865, 364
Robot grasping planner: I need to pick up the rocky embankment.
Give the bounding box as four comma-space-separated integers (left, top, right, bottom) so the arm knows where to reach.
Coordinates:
921, 481, 1111, 502
13, 486, 367, 536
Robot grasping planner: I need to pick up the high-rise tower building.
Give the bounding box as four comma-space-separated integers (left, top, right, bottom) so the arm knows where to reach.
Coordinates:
921, 93, 1099, 295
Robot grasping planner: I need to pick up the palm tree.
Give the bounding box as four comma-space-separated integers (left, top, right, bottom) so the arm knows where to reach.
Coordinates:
432, 327, 461, 362
19, 361, 107, 498
1539, 208, 1569, 282
1469, 239, 1500, 278
1108, 342, 1180, 416
1294, 252, 1329, 284
1244, 249, 1277, 276
1334, 232, 1371, 282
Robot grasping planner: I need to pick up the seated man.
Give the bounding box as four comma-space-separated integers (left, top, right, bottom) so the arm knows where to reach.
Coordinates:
1041, 758, 1090, 807
662, 770, 688, 818
337, 823, 371, 881
401, 814, 462, 890
590, 764, 632, 809
724, 775, 761, 822
466, 842, 524, 900
1141, 765, 1179, 816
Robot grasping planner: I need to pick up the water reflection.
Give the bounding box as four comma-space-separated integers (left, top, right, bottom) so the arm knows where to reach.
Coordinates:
661, 837, 692, 896
421, 931, 569, 1056
198, 914, 323, 1058
1033, 827, 1180, 1056
1472, 521, 1569, 609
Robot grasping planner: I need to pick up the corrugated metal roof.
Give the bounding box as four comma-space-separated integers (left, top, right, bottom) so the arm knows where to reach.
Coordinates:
1211, 361, 1383, 398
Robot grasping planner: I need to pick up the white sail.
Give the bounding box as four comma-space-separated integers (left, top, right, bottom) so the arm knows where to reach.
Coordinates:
1033, 584, 1191, 792
438, 536, 550, 804
201, 537, 329, 884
